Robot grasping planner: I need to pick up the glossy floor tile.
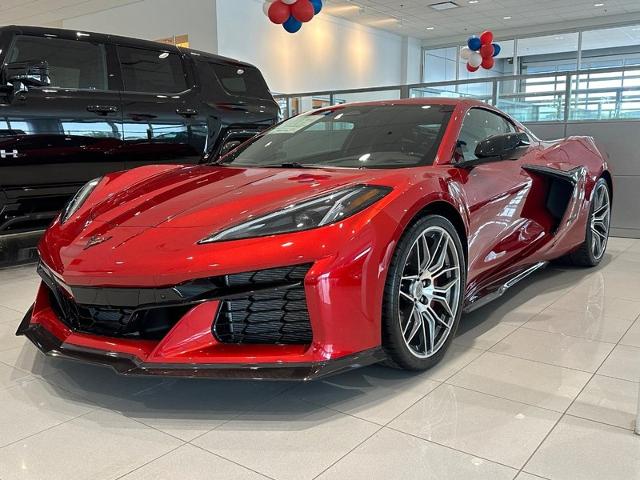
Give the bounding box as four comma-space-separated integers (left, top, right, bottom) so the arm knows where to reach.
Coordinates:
525, 416, 640, 480
0, 239, 639, 480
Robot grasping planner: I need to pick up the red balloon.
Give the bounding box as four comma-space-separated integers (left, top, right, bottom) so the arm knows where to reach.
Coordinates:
291, 0, 315, 22
480, 44, 494, 59
268, 1, 291, 24
481, 56, 495, 69
480, 30, 494, 45
467, 63, 479, 72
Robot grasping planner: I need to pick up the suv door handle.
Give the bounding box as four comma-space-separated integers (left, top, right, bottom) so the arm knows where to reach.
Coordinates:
176, 108, 198, 118
87, 105, 119, 115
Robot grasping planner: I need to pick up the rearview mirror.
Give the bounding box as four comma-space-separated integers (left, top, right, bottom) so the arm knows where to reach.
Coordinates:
3, 61, 51, 88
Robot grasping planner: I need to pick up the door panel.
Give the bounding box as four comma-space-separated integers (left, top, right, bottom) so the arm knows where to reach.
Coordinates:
0, 34, 124, 188
116, 45, 206, 169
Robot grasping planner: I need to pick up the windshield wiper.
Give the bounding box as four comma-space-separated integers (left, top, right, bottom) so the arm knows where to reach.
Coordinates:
263, 162, 320, 169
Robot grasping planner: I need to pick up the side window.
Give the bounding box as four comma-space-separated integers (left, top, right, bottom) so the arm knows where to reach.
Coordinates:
201, 61, 271, 99
117, 46, 187, 93
6, 35, 108, 90
457, 108, 515, 161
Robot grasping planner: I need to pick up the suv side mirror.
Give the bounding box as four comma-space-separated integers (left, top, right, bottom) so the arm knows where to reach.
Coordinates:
4, 61, 51, 88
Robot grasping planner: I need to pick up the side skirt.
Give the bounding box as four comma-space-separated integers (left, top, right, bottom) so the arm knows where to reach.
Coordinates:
463, 261, 548, 313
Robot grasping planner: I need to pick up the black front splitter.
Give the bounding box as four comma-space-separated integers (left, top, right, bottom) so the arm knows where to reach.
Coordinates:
16, 310, 386, 381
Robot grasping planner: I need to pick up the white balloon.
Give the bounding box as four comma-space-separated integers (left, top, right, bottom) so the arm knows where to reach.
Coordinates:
468, 52, 482, 68
460, 47, 472, 61
282, 0, 298, 4
263, 1, 274, 15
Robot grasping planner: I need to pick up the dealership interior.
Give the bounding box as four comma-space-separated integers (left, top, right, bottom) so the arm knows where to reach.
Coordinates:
1, 0, 640, 479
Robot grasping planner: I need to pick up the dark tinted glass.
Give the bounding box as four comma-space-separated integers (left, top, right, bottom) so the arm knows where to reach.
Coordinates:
222, 104, 453, 169
118, 46, 187, 93
7, 35, 107, 90
458, 108, 515, 160
204, 62, 271, 99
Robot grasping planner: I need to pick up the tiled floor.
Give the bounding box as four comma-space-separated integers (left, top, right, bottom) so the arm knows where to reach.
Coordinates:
0, 237, 639, 480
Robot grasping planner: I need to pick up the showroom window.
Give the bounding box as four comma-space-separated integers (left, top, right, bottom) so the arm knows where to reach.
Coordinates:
5, 35, 108, 90
117, 46, 187, 93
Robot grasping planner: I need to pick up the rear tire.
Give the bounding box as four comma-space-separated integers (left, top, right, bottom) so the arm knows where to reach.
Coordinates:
565, 178, 611, 267
382, 215, 466, 371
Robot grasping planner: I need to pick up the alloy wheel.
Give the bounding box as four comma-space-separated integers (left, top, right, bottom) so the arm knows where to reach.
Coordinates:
590, 182, 611, 260
397, 226, 462, 359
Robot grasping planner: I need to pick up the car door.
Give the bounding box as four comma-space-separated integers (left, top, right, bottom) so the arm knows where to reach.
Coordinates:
453, 107, 539, 285
116, 43, 206, 169
0, 31, 124, 189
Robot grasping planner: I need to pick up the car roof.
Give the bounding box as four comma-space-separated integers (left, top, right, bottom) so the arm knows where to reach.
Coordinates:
308, 97, 495, 115
0, 25, 257, 69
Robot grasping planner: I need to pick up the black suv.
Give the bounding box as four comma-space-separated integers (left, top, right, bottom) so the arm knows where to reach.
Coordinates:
0, 25, 279, 243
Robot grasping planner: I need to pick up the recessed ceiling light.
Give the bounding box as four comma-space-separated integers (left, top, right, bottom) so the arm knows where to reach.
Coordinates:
469, 0, 479, 3
426, 26, 435, 30
429, 1, 459, 11
594, 2, 604, 6
503, 15, 512, 19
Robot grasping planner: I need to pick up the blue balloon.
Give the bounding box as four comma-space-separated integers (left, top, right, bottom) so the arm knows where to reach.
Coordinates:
467, 36, 482, 51
311, 0, 323, 15
492, 43, 501, 57
283, 15, 302, 33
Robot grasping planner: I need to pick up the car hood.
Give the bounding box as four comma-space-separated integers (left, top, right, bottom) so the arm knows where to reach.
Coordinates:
83, 164, 397, 232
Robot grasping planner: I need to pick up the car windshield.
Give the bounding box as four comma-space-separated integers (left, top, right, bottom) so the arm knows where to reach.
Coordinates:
220, 104, 454, 169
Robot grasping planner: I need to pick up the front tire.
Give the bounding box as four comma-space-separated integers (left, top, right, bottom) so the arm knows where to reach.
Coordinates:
382, 215, 466, 371
567, 178, 611, 267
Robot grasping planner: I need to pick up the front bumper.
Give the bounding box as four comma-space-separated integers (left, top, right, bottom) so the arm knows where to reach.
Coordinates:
17, 309, 385, 380
17, 260, 387, 380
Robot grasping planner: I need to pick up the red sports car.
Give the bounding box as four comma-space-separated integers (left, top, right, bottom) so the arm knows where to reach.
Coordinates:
17, 99, 612, 380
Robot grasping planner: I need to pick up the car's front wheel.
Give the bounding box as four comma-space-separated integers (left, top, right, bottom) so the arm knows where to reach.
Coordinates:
382, 215, 466, 371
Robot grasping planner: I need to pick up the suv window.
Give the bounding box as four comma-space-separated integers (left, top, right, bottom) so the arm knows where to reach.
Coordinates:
205, 62, 271, 99
6, 35, 108, 90
117, 46, 187, 93
458, 108, 515, 161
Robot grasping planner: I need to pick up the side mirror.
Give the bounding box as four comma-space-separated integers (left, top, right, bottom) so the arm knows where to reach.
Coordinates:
475, 132, 530, 159
3, 61, 51, 88
455, 132, 530, 169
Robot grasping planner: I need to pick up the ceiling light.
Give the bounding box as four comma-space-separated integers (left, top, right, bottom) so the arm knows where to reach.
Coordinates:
429, 2, 459, 11
594, 2, 604, 6
426, 26, 435, 30
469, 0, 479, 3
503, 16, 512, 19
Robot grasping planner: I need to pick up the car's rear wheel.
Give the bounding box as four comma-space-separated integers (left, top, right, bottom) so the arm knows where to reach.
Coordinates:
567, 178, 611, 267
382, 215, 466, 371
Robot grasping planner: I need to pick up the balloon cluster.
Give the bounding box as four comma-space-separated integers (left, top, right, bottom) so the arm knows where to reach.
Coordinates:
461, 31, 501, 72
264, 0, 323, 34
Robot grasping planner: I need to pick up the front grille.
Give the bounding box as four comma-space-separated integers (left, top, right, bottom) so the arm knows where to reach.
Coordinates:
48, 285, 192, 340
214, 265, 313, 344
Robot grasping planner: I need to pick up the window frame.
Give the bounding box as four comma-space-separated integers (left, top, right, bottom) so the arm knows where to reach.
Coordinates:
3, 33, 114, 93
115, 43, 191, 95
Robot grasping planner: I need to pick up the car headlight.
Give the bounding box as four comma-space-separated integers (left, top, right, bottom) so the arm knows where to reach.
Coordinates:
200, 185, 391, 243
60, 177, 102, 224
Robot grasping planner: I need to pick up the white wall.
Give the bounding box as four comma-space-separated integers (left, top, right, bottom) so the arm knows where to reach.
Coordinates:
215, 0, 407, 93
63, 0, 218, 52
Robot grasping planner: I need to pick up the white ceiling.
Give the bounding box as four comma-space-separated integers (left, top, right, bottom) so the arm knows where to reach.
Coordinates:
0, 0, 140, 27
323, 0, 640, 44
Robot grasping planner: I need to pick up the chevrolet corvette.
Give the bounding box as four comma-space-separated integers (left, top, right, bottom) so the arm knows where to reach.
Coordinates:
17, 99, 612, 380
